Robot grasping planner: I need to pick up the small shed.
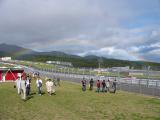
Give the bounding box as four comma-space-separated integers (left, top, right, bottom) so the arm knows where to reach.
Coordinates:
0, 67, 25, 82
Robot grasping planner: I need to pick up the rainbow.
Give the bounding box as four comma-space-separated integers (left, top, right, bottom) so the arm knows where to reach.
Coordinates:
12, 49, 33, 57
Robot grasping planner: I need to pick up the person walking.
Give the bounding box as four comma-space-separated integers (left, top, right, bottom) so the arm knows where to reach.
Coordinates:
15, 76, 21, 95
46, 79, 55, 96
89, 78, 94, 91
101, 80, 106, 92
96, 80, 101, 92
15, 76, 27, 100
81, 78, 86, 92
36, 76, 43, 96
20, 78, 27, 100
26, 75, 31, 96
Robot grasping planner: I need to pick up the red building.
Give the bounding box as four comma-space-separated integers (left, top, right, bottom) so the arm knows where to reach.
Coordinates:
0, 67, 25, 82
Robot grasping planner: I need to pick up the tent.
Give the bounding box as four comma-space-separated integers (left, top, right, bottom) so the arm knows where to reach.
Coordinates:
0, 67, 25, 82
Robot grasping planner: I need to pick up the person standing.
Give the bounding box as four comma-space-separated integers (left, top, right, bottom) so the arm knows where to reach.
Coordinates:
36, 76, 43, 95
101, 80, 106, 92
96, 80, 101, 92
112, 79, 117, 93
57, 77, 60, 86
89, 78, 94, 91
81, 78, 86, 92
106, 79, 110, 92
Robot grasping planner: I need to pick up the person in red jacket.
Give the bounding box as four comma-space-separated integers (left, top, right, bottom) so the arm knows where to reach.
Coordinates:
96, 80, 101, 92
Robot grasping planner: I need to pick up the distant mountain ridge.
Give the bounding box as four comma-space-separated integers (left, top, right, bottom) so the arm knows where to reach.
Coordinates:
0, 43, 84, 59
0, 43, 160, 69
0, 43, 79, 58
0, 43, 35, 56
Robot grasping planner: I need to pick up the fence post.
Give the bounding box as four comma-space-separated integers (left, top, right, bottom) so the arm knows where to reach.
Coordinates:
139, 79, 141, 94
157, 81, 160, 96
119, 78, 121, 91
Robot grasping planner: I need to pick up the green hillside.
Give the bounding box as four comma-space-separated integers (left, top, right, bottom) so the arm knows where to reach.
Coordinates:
17, 54, 160, 70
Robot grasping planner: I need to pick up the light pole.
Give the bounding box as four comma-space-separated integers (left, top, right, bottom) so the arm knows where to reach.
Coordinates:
147, 66, 150, 87
98, 57, 103, 76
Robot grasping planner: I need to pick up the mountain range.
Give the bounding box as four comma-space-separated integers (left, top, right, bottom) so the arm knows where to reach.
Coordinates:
0, 43, 160, 69
0, 43, 67, 56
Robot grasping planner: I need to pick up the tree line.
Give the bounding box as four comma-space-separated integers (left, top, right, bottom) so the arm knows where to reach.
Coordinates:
15, 54, 160, 70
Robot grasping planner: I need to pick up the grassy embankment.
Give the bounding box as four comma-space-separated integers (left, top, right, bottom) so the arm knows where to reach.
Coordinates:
0, 79, 160, 120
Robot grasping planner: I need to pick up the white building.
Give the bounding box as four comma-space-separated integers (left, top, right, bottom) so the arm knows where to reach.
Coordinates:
111, 66, 130, 72
46, 61, 73, 66
0, 57, 12, 61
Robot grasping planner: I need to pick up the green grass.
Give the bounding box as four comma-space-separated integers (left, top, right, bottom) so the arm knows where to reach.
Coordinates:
0, 80, 160, 120
131, 74, 160, 80
0, 63, 15, 67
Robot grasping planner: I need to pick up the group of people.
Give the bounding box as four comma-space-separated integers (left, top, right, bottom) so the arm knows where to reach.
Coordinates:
81, 78, 117, 93
15, 72, 117, 100
15, 74, 61, 100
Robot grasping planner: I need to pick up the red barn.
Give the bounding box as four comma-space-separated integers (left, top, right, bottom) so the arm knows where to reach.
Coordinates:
0, 67, 25, 82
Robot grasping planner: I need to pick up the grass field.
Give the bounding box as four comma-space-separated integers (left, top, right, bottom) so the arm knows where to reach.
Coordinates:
0, 80, 160, 120
0, 63, 15, 67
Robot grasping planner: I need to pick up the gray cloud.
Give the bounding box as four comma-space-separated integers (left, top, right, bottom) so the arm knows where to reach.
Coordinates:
0, 0, 160, 62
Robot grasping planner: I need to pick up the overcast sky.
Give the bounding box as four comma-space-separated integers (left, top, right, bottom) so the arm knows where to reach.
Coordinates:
0, 0, 160, 62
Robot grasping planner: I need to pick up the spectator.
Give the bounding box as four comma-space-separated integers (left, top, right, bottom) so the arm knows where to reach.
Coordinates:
46, 79, 55, 96
20, 78, 27, 100
15, 76, 26, 100
26, 75, 31, 96
57, 77, 60, 86
89, 78, 94, 91
112, 79, 117, 93
15, 76, 21, 95
106, 80, 110, 92
81, 78, 86, 91
36, 76, 43, 96
101, 80, 106, 92
52, 78, 57, 87
96, 80, 101, 92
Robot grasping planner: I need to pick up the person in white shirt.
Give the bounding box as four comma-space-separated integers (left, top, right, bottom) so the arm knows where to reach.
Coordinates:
20, 78, 26, 100
15, 76, 21, 95
36, 76, 42, 95
15, 76, 26, 100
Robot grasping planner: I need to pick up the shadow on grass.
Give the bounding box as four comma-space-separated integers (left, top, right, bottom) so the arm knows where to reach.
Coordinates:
41, 92, 46, 95
22, 96, 34, 102
27, 95, 34, 100
30, 92, 36, 95
30, 92, 46, 95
